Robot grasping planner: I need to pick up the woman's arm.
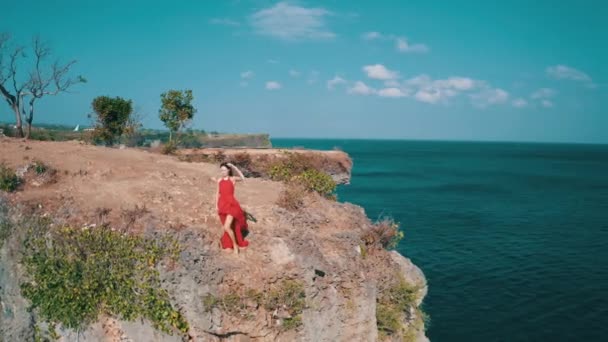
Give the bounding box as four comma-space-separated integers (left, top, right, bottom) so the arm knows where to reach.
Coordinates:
228, 163, 246, 182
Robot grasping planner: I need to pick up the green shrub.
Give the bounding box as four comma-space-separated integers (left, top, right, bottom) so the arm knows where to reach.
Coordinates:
268, 153, 337, 198
0, 163, 22, 192
268, 153, 313, 182
20, 220, 188, 335
265, 280, 306, 330
376, 279, 422, 340
0, 202, 11, 245
294, 169, 336, 198
32, 160, 48, 175
161, 140, 178, 155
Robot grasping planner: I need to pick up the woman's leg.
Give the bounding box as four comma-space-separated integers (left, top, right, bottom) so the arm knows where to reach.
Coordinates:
223, 214, 238, 254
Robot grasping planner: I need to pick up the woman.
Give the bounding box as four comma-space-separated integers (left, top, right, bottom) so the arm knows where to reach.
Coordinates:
216, 162, 249, 254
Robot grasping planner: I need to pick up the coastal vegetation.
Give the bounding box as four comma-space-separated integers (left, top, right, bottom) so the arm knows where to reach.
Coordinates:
203, 279, 306, 331
18, 216, 189, 335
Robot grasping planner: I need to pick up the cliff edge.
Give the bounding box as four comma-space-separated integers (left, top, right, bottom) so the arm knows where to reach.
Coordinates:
0, 138, 427, 342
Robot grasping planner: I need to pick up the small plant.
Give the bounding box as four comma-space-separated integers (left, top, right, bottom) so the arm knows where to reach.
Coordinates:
276, 184, 307, 211
362, 217, 404, 250
264, 280, 306, 330
120, 205, 150, 231
161, 140, 178, 155
0, 163, 22, 192
20, 219, 188, 335
0, 202, 12, 245
32, 160, 48, 174
376, 279, 423, 340
203, 279, 306, 330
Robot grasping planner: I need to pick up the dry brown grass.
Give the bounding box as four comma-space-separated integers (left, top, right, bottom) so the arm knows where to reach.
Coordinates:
276, 184, 308, 211
120, 204, 150, 231
361, 218, 404, 250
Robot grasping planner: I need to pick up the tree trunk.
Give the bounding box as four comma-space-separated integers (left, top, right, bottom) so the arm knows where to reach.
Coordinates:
25, 98, 35, 140
11, 102, 24, 138
1, 85, 24, 138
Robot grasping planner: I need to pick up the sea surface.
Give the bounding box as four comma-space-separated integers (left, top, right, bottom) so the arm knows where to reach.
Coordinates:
272, 138, 608, 342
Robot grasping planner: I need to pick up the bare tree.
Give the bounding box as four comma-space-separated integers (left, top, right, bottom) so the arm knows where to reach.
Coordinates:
0, 33, 85, 139
0, 33, 26, 137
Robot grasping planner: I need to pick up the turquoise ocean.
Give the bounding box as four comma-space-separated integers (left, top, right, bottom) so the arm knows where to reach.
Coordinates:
272, 139, 608, 342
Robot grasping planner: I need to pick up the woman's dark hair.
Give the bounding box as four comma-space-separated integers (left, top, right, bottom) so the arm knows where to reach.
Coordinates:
220, 162, 233, 176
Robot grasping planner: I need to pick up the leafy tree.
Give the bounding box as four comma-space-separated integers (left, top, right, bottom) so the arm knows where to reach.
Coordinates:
90, 96, 133, 146
159, 90, 196, 142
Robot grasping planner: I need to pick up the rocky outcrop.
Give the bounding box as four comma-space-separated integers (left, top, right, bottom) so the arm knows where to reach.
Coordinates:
176, 148, 353, 185
0, 138, 426, 341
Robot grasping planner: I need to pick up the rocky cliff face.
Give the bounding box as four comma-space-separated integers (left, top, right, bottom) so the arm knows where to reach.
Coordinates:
0, 138, 427, 341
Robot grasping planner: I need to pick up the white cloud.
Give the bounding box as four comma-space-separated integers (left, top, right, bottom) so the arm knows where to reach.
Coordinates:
363, 64, 399, 80
546, 65, 591, 82
289, 69, 301, 77
530, 88, 556, 99
209, 18, 241, 26
265, 81, 282, 90
384, 80, 401, 87
378, 87, 408, 98
240, 70, 255, 79
470, 88, 509, 108
512, 98, 528, 108
250, 2, 335, 41
530, 88, 557, 107
405, 74, 432, 88
362, 31, 383, 40
434, 77, 479, 91
348, 81, 375, 95
541, 100, 554, 108
327, 76, 346, 90
415, 89, 443, 104
404, 75, 483, 104
395, 37, 429, 53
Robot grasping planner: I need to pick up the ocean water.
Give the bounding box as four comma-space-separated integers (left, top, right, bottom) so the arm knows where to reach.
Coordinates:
272, 139, 608, 342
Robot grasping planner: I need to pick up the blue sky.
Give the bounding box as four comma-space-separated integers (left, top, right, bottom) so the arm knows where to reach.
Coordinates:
2, 0, 607, 143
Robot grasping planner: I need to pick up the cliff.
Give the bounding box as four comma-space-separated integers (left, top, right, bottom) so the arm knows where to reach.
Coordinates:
0, 138, 427, 342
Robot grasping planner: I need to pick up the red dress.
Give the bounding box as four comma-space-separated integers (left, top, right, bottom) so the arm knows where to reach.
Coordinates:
218, 178, 249, 249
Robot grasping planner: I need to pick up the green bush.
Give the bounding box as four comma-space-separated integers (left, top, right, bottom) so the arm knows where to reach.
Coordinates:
32, 160, 48, 175
161, 140, 178, 155
20, 220, 188, 335
268, 153, 313, 182
376, 279, 424, 340
0, 163, 22, 192
294, 169, 336, 198
264, 280, 306, 330
90, 96, 134, 146
268, 153, 337, 198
